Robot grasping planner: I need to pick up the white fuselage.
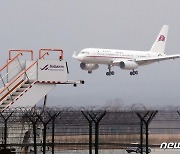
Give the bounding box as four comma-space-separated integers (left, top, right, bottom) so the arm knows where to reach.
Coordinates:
77, 48, 164, 66
73, 26, 180, 75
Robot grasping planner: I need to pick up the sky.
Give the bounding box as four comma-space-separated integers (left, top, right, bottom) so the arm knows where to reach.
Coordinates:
1, 0, 180, 108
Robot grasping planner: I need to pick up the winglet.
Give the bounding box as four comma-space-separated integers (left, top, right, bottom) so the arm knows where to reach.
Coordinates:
72, 51, 77, 58
150, 25, 169, 54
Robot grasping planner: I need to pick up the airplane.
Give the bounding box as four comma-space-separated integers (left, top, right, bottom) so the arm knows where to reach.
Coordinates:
73, 25, 180, 76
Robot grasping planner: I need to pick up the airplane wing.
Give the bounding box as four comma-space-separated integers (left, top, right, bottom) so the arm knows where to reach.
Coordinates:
135, 54, 180, 65
113, 54, 180, 65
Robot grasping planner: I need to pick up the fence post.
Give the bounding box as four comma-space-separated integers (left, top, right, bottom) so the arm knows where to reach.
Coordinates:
47, 110, 61, 154
0, 111, 14, 150
136, 111, 158, 154
81, 111, 93, 154
88, 111, 106, 154
25, 108, 44, 154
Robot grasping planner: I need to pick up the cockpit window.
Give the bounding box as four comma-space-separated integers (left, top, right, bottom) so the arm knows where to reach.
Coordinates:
81, 51, 89, 54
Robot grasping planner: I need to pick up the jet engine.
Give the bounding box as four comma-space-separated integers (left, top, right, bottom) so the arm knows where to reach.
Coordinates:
119, 61, 138, 70
80, 63, 99, 71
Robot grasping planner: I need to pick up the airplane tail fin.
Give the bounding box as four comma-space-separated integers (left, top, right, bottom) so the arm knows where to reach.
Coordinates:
150, 25, 169, 54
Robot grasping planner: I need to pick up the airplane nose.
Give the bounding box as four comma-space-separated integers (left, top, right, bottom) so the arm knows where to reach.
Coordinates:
76, 54, 83, 61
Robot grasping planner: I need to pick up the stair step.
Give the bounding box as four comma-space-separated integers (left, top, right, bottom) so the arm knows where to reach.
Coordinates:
2, 100, 11, 105
0, 107, 6, 110
25, 80, 34, 84
16, 88, 27, 92
21, 84, 31, 88
12, 92, 22, 96
1, 104, 8, 107
7, 95, 17, 100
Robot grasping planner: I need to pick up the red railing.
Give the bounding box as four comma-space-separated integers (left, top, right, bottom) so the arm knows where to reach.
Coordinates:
39, 48, 63, 60
0, 48, 63, 97
0, 50, 34, 95
0, 62, 35, 95
0, 52, 23, 73
9, 50, 33, 60
0, 49, 51, 95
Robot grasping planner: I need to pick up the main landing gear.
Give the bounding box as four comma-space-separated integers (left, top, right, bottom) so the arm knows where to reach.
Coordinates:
106, 65, 115, 76
130, 70, 138, 76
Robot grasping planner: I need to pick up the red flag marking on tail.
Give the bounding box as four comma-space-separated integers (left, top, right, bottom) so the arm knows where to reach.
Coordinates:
158, 35, 165, 42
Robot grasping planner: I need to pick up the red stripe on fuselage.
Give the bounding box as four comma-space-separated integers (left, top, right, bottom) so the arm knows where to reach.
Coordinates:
86, 56, 132, 59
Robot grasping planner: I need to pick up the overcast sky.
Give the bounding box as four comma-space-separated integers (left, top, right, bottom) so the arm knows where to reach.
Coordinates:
1, 0, 180, 108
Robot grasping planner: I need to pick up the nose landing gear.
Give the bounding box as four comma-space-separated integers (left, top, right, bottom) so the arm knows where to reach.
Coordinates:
106, 65, 115, 76
88, 70, 92, 74
130, 70, 138, 76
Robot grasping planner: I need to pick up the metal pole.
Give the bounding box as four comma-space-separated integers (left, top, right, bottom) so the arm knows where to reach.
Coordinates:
52, 118, 55, 154
94, 111, 106, 154
140, 119, 143, 154
0, 74, 13, 101
25, 111, 41, 154
89, 122, 92, 154
37, 111, 53, 154
81, 111, 93, 154
4, 120, 7, 150
146, 123, 148, 154
136, 112, 148, 154
0, 111, 14, 150
46, 111, 61, 154
95, 123, 99, 154
43, 125, 47, 154
33, 124, 37, 154
17, 57, 30, 81
43, 95, 47, 112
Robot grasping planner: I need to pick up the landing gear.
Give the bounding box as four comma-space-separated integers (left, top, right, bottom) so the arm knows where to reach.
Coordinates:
130, 70, 138, 76
106, 71, 114, 76
106, 65, 115, 76
111, 71, 115, 75
88, 70, 92, 74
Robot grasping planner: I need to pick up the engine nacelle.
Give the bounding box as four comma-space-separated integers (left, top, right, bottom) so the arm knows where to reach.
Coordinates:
119, 61, 138, 70
80, 63, 99, 71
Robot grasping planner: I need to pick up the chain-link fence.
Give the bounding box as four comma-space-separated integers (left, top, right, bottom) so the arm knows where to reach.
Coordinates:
0, 106, 180, 154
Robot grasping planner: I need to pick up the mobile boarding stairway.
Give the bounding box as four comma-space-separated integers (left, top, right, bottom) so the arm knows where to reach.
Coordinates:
0, 49, 84, 112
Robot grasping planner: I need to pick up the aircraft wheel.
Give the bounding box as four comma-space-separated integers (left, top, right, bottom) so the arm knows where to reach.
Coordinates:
106, 72, 111, 76
135, 71, 138, 75
133, 72, 136, 75
88, 70, 92, 74
130, 72, 133, 75
111, 71, 115, 75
